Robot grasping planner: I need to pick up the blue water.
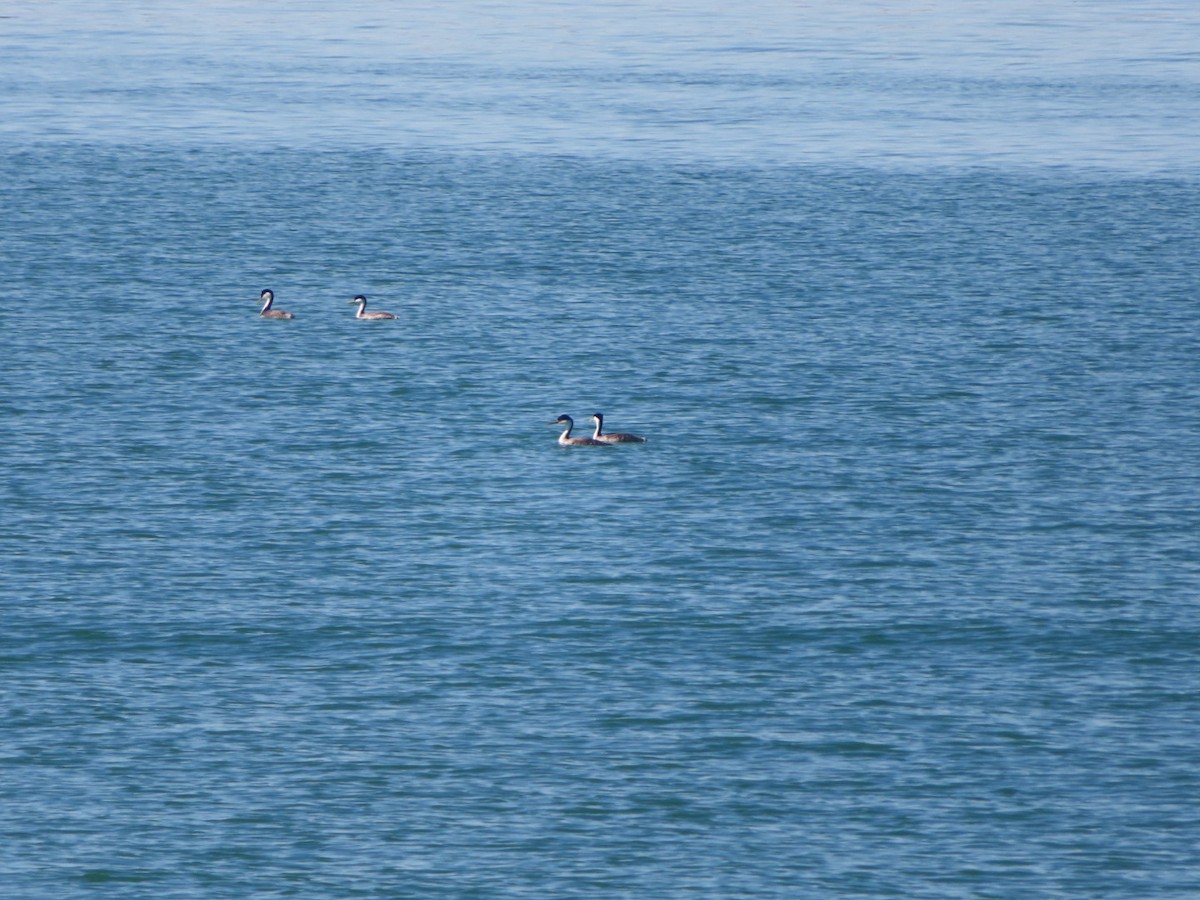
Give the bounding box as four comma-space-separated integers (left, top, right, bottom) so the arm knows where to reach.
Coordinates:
3, 3, 1200, 898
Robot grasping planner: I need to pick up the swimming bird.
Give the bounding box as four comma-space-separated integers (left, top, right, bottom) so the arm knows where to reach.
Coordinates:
348, 294, 396, 320
257, 289, 295, 319
552, 414, 608, 446
591, 412, 647, 443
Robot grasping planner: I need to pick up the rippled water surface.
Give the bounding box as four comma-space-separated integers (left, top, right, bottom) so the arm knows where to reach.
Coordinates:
4, 0, 1200, 168
2, 3, 1200, 898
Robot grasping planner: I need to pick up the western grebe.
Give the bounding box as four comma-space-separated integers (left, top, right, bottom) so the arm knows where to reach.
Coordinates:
348, 294, 396, 320
552, 414, 608, 446
257, 289, 295, 319
591, 413, 647, 443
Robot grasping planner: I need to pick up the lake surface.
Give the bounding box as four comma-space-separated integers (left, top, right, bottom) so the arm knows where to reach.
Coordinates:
2, 3, 1199, 898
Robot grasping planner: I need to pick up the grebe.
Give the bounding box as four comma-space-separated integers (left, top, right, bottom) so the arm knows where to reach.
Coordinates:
552, 414, 608, 446
591, 413, 647, 443
348, 294, 396, 320
257, 289, 295, 319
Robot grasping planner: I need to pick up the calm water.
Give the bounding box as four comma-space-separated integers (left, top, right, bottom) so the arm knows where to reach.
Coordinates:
3, 3, 1200, 898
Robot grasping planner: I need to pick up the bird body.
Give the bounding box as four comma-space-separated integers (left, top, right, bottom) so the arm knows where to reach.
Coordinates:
258, 289, 294, 319
349, 295, 396, 320
591, 413, 646, 443
552, 414, 608, 446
